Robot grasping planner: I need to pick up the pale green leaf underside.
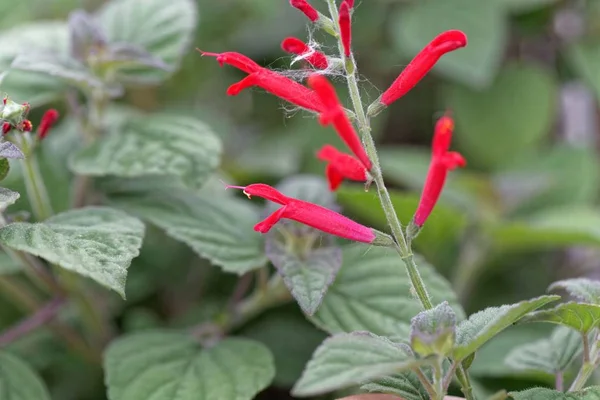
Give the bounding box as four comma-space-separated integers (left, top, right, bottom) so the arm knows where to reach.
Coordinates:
362, 371, 429, 400
0, 207, 144, 298
109, 189, 267, 274
70, 114, 221, 190
0, 187, 19, 210
549, 278, 600, 305
97, 0, 197, 83
453, 295, 559, 360
292, 332, 421, 397
505, 326, 582, 375
521, 302, 600, 334
104, 331, 275, 400
509, 386, 600, 399
267, 238, 341, 316
311, 245, 465, 337
0, 351, 51, 400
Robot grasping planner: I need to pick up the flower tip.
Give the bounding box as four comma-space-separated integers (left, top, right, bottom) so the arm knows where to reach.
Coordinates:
281, 37, 304, 54
432, 30, 468, 53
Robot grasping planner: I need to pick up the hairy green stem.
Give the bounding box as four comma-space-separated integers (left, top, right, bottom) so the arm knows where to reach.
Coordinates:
456, 364, 475, 400
569, 333, 599, 391
415, 368, 437, 400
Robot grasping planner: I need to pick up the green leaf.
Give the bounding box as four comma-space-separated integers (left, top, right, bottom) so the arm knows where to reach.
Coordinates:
567, 41, 600, 102
0, 207, 144, 298
509, 386, 600, 399
491, 0, 558, 12
0, 351, 51, 399
391, 0, 507, 88
292, 332, 422, 397
505, 326, 582, 375
97, 0, 197, 83
105, 331, 275, 400
311, 244, 465, 337
0, 251, 20, 275
0, 159, 8, 181
0, 187, 19, 211
549, 279, 600, 304
109, 188, 268, 274
494, 207, 600, 251
266, 239, 341, 316
452, 295, 559, 360
70, 113, 221, 190
521, 302, 600, 334
361, 371, 429, 400
411, 301, 456, 357
446, 63, 558, 169
0, 141, 24, 159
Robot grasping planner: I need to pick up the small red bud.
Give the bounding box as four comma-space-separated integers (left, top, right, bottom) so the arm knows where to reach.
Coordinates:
21, 120, 33, 132
37, 109, 59, 140
2, 122, 12, 135
339, 1, 352, 57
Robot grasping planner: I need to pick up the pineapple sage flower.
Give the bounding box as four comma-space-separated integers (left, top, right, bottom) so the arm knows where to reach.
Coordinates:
317, 145, 368, 191
339, 0, 352, 57
368, 30, 467, 117
290, 0, 319, 22
226, 183, 393, 246
281, 37, 328, 70
199, 50, 324, 112
411, 115, 465, 233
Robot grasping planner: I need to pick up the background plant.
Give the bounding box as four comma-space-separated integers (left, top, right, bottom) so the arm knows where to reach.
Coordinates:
1, 0, 600, 399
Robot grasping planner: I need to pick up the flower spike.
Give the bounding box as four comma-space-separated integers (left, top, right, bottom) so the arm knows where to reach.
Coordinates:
37, 109, 59, 140
281, 37, 328, 70
308, 74, 371, 170
200, 50, 324, 113
290, 0, 319, 22
412, 114, 465, 229
229, 183, 388, 244
339, 1, 352, 57
371, 30, 467, 114
317, 145, 368, 191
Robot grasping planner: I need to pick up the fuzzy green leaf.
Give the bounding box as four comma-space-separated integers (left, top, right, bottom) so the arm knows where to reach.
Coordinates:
361, 371, 429, 400
0, 207, 144, 298
109, 189, 267, 274
549, 279, 600, 304
104, 331, 274, 400
266, 239, 341, 316
391, 0, 506, 88
453, 295, 559, 360
0, 141, 24, 159
411, 301, 456, 357
70, 113, 221, 190
505, 326, 582, 375
521, 302, 600, 334
311, 245, 465, 337
292, 332, 422, 397
0, 187, 19, 210
509, 386, 600, 399
0, 351, 51, 399
97, 0, 197, 83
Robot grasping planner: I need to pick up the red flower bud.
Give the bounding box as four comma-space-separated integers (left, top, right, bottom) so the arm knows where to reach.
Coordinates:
290, 0, 319, 22
281, 37, 328, 69
227, 183, 377, 243
339, 1, 352, 57
413, 115, 465, 227
381, 30, 467, 106
20, 120, 32, 132
317, 145, 367, 191
201, 50, 324, 113
308, 74, 371, 170
2, 122, 12, 135
37, 109, 59, 140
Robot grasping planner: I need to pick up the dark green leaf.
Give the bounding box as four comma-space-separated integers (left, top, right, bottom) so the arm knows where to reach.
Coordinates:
521, 302, 600, 334
0, 207, 145, 298
491, 0, 558, 12
292, 332, 422, 397
70, 113, 221, 190
391, 0, 507, 88
105, 331, 275, 400
0, 159, 9, 182
0, 351, 51, 399
311, 245, 465, 337
453, 296, 560, 360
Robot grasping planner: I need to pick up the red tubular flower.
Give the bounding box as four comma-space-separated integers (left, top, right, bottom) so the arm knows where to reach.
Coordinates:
413, 115, 466, 227
2, 122, 11, 135
37, 109, 59, 140
290, 0, 319, 22
317, 145, 367, 191
380, 30, 467, 106
339, 1, 352, 57
281, 37, 328, 69
227, 183, 377, 243
200, 50, 324, 113
308, 74, 371, 170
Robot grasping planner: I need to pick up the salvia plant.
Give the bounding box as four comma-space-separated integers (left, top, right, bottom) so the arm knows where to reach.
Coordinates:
0, 0, 600, 399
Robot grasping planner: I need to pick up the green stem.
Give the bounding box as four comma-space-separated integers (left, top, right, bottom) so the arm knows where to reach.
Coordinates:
569, 333, 598, 391
19, 139, 53, 221
433, 359, 444, 400
415, 368, 437, 400
456, 364, 475, 400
